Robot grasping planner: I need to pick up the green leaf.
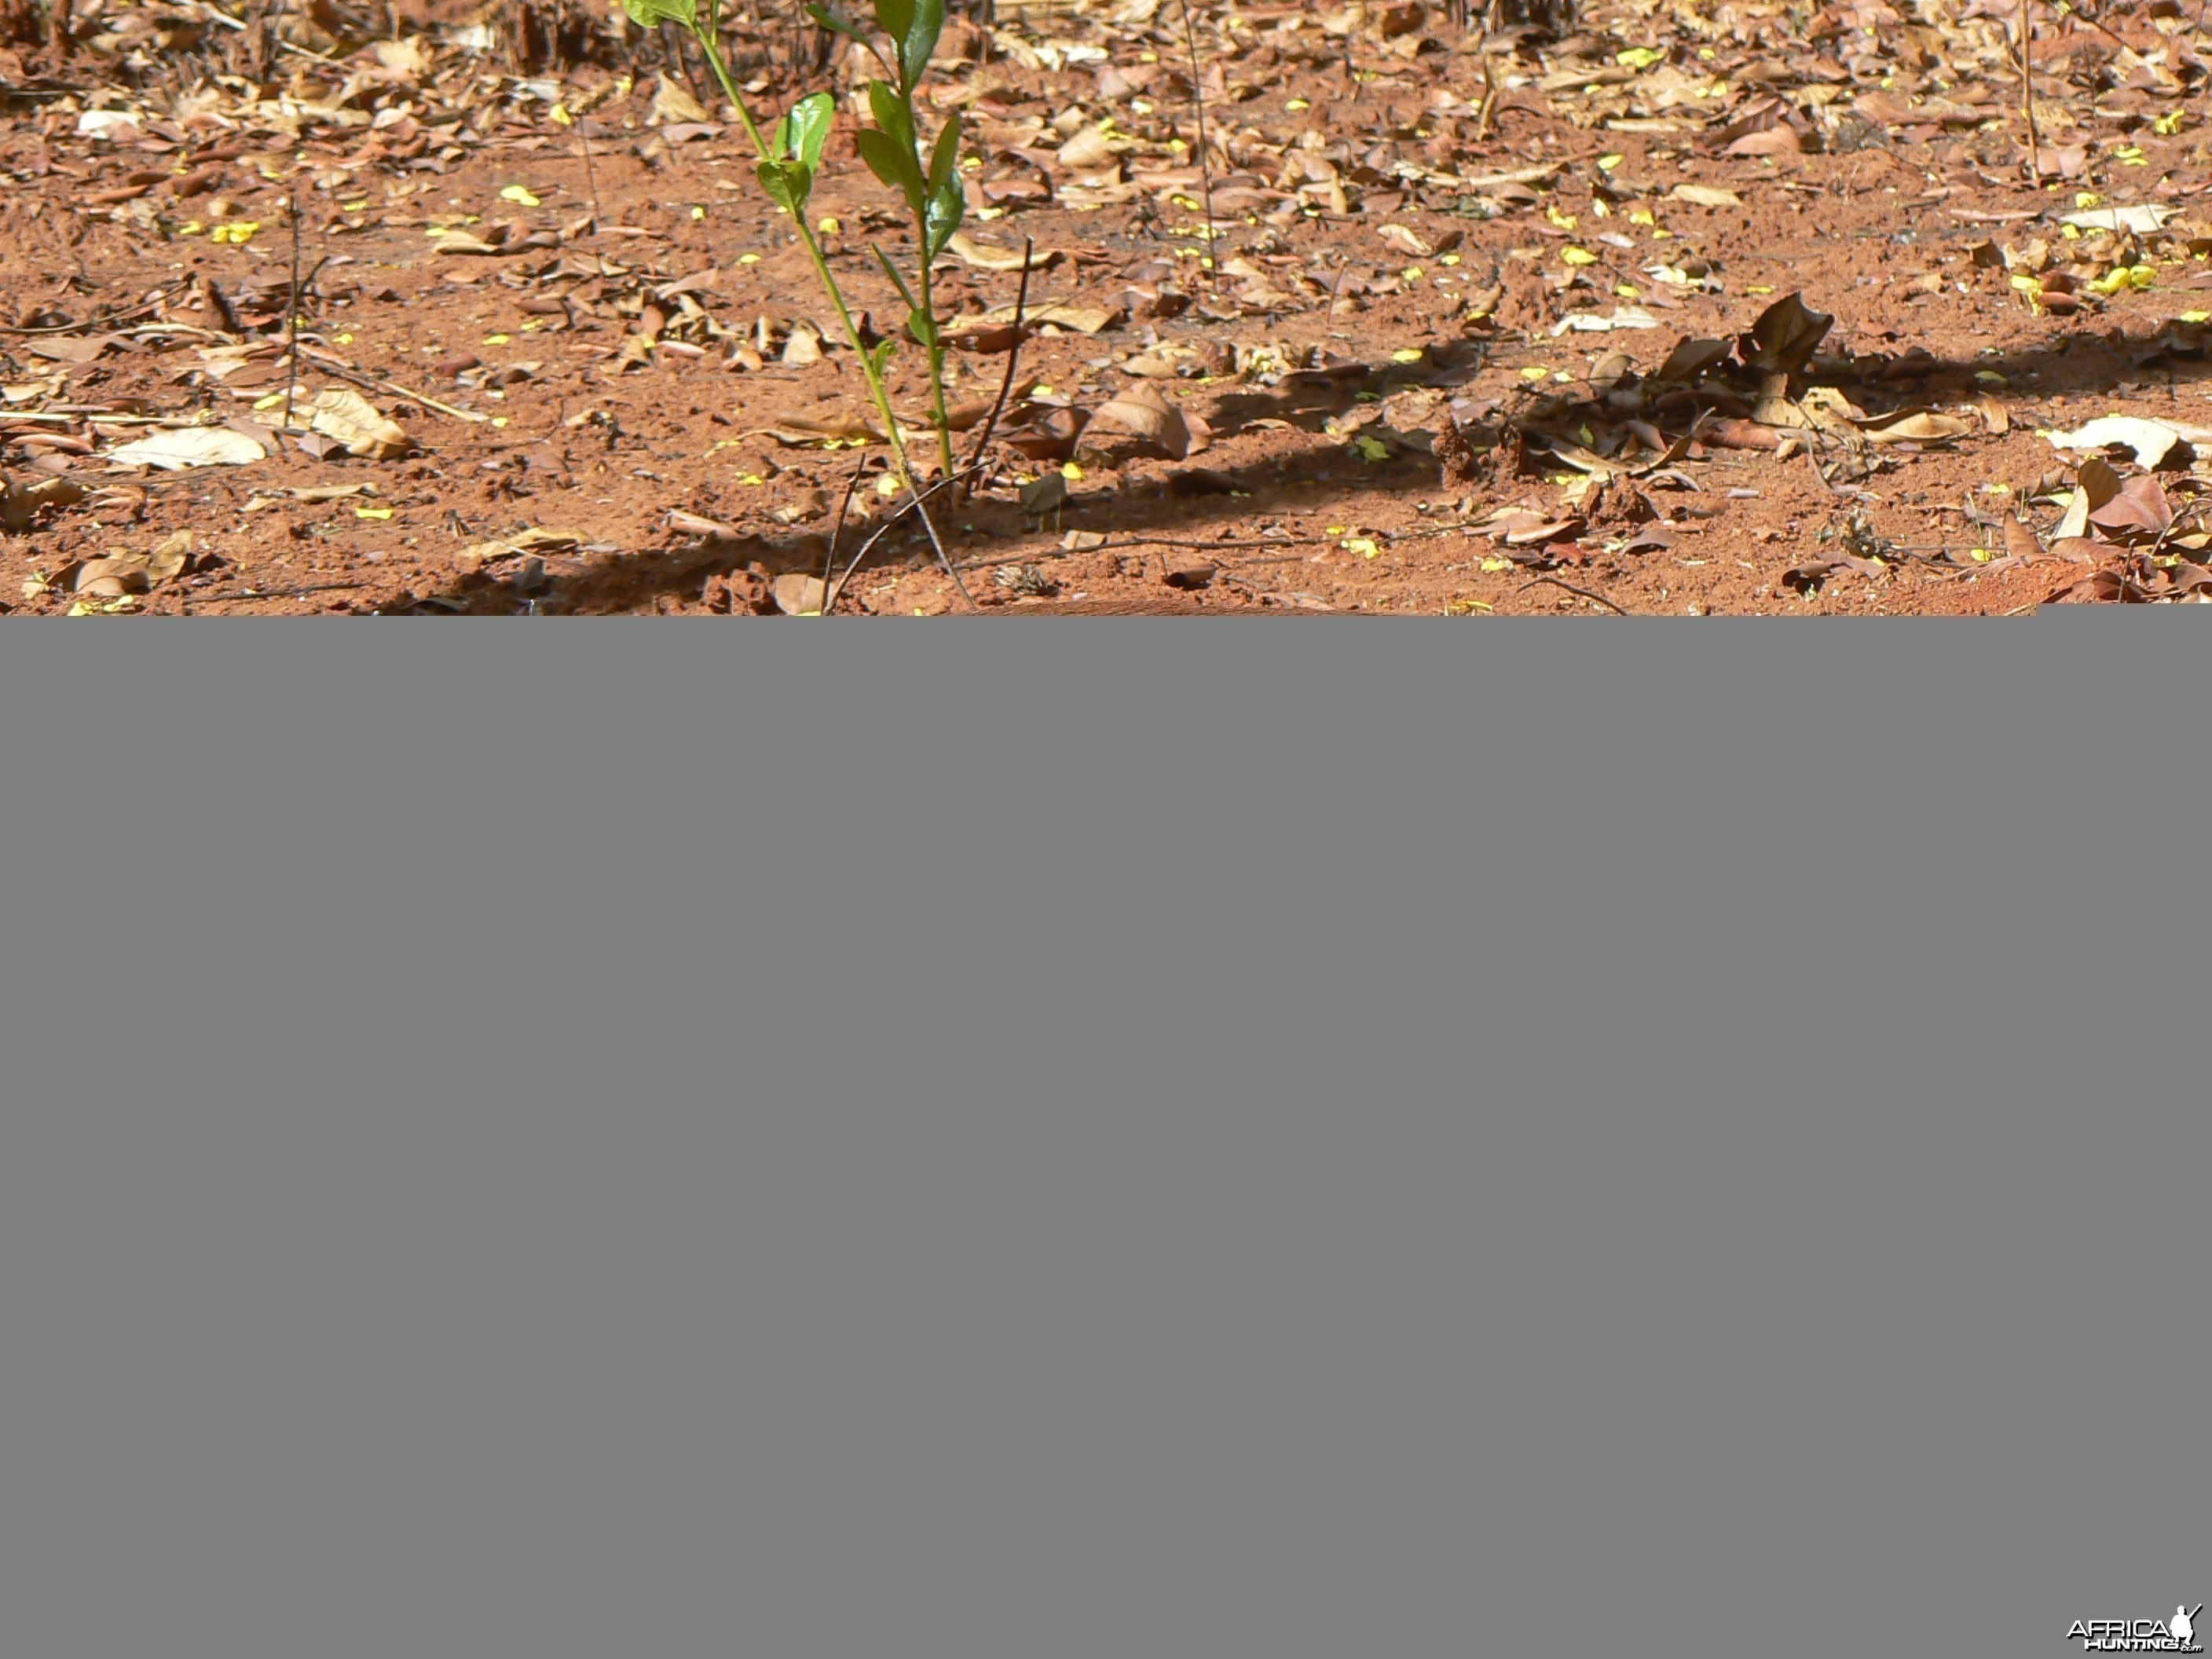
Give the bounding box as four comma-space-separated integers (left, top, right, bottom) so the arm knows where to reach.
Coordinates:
867, 337, 899, 379
865, 79, 917, 160
853, 129, 917, 206
804, 2, 868, 43
871, 0, 915, 47
926, 112, 961, 196
871, 244, 919, 312
622, 0, 697, 27
860, 82, 925, 210
923, 175, 964, 265
782, 91, 837, 171
899, 0, 943, 93
755, 159, 811, 215
906, 305, 936, 348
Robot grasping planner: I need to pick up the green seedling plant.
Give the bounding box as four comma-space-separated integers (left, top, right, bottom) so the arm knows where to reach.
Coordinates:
622, 0, 971, 585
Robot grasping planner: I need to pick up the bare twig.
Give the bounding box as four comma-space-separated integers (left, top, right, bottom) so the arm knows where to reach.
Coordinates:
1180, 0, 1222, 287
830, 460, 991, 610
960, 235, 1035, 491
1518, 573, 1628, 614
2019, 0, 2041, 188
0, 288, 177, 335
818, 452, 874, 612
577, 112, 602, 224
283, 189, 302, 430
297, 346, 493, 424
1475, 42, 1500, 143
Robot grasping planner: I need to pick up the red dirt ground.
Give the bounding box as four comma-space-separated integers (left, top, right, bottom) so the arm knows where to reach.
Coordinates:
5, 0, 2212, 614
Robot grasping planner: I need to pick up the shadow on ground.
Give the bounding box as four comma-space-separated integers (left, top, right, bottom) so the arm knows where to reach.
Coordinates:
393, 316, 2212, 613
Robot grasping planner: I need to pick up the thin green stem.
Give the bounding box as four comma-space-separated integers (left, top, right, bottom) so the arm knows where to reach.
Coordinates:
686, 23, 972, 606
689, 26, 914, 484
913, 240, 956, 485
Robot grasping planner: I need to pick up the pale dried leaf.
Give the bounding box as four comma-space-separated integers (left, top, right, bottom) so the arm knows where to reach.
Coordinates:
943, 233, 1061, 272
106, 427, 266, 470
774, 573, 827, 615
651, 74, 710, 127
2046, 416, 2188, 471
308, 388, 412, 460
2058, 203, 2176, 235
1855, 410, 1971, 445
1056, 124, 1117, 171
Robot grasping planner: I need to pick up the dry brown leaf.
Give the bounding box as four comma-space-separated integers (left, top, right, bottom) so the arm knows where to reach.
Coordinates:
943, 233, 1062, 272
2001, 513, 2046, 562
1379, 222, 1434, 258
2047, 416, 2189, 470
1855, 410, 1971, 445
773, 573, 828, 615
669, 509, 742, 538
1055, 124, 1117, 171
1726, 126, 1804, 157
308, 388, 412, 460
650, 74, 710, 126
106, 427, 266, 470
1085, 383, 1207, 460
752, 411, 889, 445
1, 473, 88, 530
147, 530, 193, 584
74, 554, 151, 596
1739, 293, 1833, 379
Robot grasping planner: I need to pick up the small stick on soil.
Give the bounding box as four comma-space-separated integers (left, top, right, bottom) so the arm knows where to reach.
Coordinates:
831, 461, 991, 607
284, 189, 302, 430
960, 235, 1035, 491
818, 452, 873, 612
577, 112, 602, 224
1180, 0, 1222, 287
1518, 573, 1628, 614
1475, 43, 1500, 142
2019, 0, 2041, 189
298, 346, 491, 425
0, 289, 176, 335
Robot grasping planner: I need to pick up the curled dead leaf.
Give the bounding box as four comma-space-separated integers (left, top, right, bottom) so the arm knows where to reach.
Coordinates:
1, 472, 89, 531
2001, 513, 2046, 562
1738, 292, 1833, 379
308, 388, 412, 460
2047, 416, 2191, 471
1854, 409, 1971, 445
147, 531, 193, 584
1056, 124, 1118, 171
74, 555, 152, 596
1083, 384, 1208, 460
943, 233, 1062, 273
650, 74, 709, 127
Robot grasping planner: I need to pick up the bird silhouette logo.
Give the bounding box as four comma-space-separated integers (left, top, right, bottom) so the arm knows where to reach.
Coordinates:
2174, 1604, 2203, 1646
